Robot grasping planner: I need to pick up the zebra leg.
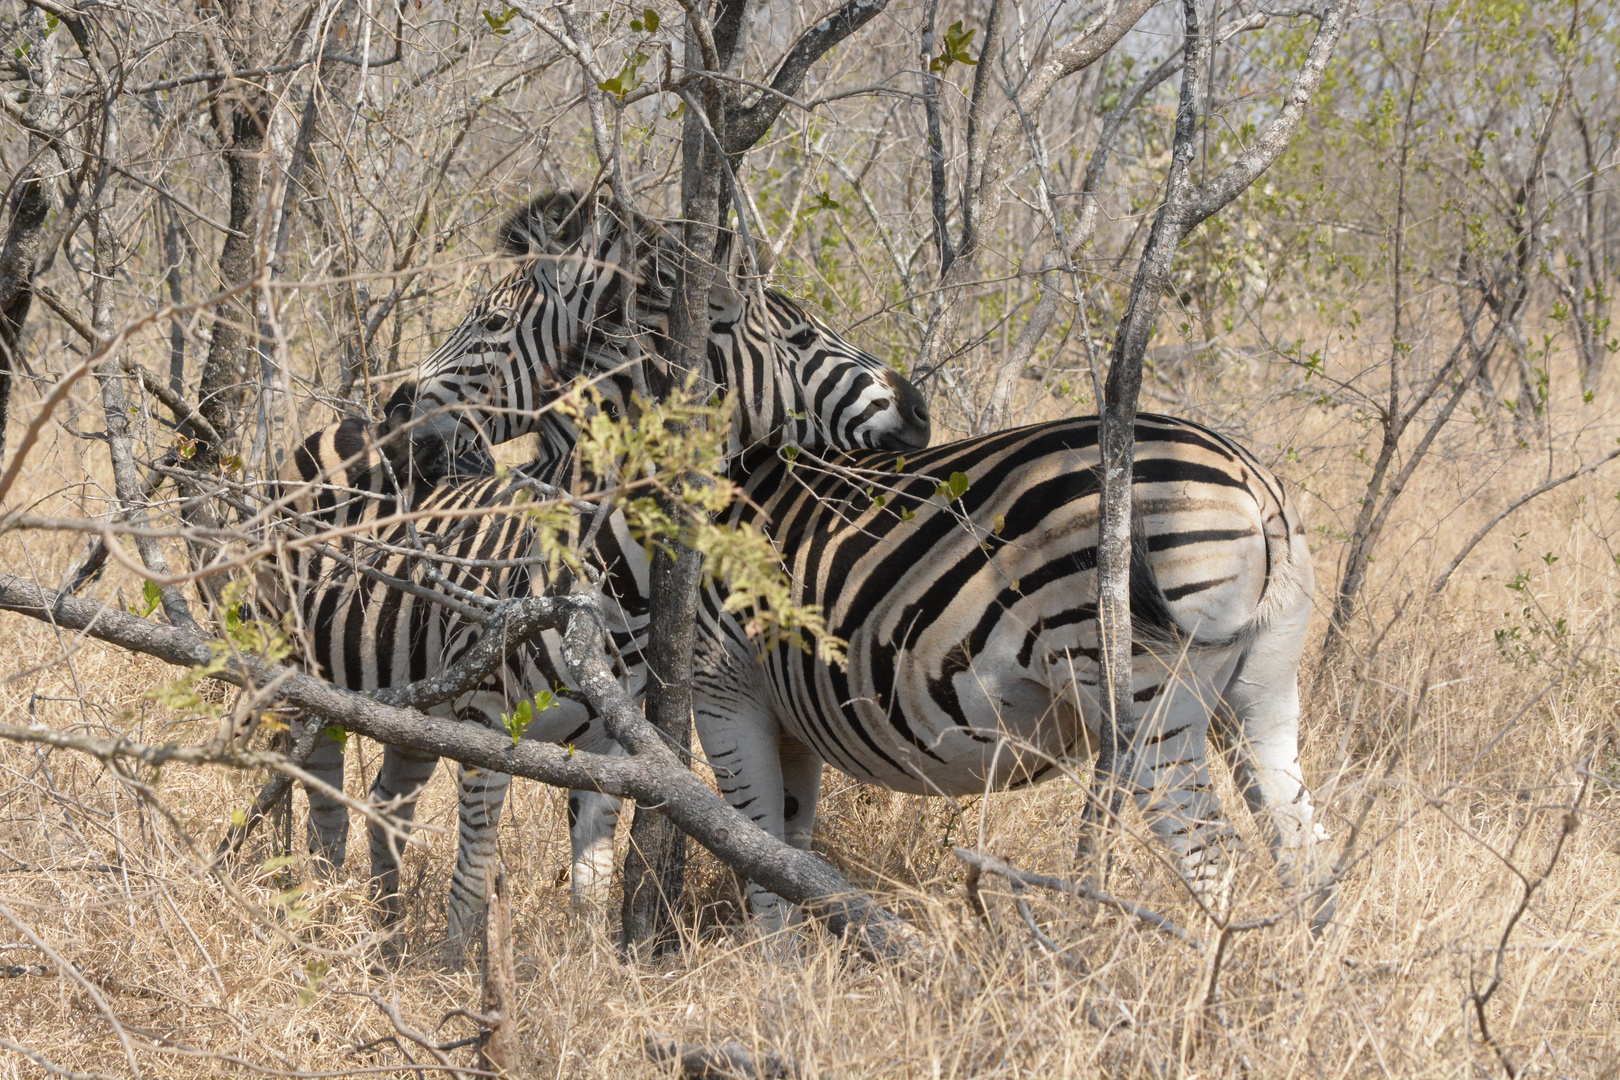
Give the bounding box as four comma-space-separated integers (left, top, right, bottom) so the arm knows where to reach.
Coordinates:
696, 696, 797, 933
367, 743, 439, 927
1218, 590, 1334, 933
444, 757, 511, 963
303, 725, 349, 878
1124, 664, 1240, 915
568, 787, 621, 912
778, 739, 823, 852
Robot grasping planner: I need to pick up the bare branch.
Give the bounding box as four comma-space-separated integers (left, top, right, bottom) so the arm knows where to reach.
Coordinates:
953, 847, 1204, 952
723, 0, 894, 153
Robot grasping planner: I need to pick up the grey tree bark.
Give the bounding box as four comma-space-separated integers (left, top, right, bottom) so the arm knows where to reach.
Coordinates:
0, 7, 65, 466
620, 0, 898, 952
190, 0, 271, 479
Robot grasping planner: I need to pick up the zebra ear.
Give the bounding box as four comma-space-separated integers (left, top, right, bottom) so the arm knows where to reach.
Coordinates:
707, 280, 744, 323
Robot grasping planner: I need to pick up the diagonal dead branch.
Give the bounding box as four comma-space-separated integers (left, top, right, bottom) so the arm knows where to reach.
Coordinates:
0, 574, 919, 959
953, 846, 1204, 953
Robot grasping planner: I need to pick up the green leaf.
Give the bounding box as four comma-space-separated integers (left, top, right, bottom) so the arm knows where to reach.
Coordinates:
324, 725, 348, 748
992, 513, 1006, 536
936, 471, 970, 502
898, 506, 916, 523
805, 192, 843, 215
931, 20, 979, 72
1010, 577, 1021, 592
131, 579, 163, 618
260, 855, 298, 872
894, 455, 907, 473
642, 8, 660, 31
482, 5, 519, 34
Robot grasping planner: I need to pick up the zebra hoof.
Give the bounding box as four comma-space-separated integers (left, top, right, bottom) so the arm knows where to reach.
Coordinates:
1308, 884, 1337, 938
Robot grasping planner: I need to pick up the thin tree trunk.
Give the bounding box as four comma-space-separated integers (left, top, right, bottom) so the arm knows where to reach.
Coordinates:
89, 195, 197, 632
191, 1, 270, 478
620, 9, 729, 955
1088, 0, 1207, 860
0, 8, 64, 466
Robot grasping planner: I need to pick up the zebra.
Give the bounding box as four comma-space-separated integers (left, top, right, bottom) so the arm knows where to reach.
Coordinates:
266, 198, 930, 954
683, 413, 1335, 931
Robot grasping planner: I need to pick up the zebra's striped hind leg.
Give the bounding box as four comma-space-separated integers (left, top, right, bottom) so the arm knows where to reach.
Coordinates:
1124, 660, 1243, 917
1217, 588, 1335, 933
303, 725, 350, 878
366, 743, 439, 929
567, 788, 621, 915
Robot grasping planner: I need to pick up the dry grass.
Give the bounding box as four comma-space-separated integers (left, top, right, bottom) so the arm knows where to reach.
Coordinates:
3, 355, 1619, 1079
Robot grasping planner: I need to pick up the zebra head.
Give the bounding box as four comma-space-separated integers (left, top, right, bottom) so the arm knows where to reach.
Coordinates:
380, 191, 929, 479
378, 192, 666, 478
704, 285, 931, 455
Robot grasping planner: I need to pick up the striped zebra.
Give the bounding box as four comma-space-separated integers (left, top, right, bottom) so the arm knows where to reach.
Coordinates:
267, 201, 930, 953
687, 414, 1334, 931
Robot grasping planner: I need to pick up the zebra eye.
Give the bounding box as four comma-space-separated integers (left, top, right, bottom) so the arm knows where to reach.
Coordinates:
482, 311, 508, 332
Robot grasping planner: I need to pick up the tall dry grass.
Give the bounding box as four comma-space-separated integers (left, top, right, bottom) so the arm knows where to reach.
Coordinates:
2, 342, 1618, 1079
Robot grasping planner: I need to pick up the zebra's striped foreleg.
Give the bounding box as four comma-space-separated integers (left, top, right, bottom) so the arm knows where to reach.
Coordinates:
1218, 588, 1334, 932
366, 743, 440, 927
303, 725, 350, 878
566, 787, 621, 912
778, 739, 824, 853
445, 756, 511, 962
1124, 662, 1241, 916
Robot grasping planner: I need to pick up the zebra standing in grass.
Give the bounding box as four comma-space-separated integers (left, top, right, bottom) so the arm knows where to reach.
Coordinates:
691, 415, 1334, 931
267, 194, 931, 954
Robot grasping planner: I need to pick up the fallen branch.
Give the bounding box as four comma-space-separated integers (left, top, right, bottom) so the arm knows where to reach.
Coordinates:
0, 574, 917, 958
953, 847, 1204, 953
643, 1035, 795, 1080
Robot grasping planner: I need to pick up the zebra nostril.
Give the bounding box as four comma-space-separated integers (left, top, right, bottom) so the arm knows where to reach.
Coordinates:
911, 402, 929, 424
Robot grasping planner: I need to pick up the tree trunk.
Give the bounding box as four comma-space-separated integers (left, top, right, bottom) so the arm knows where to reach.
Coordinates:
0, 8, 64, 466
1086, 0, 1206, 862
619, 8, 730, 954
191, 0, 270, 477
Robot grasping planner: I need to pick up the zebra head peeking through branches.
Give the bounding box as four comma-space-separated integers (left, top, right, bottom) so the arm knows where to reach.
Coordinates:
371, 190, 929, 485
263, 191, 931, 960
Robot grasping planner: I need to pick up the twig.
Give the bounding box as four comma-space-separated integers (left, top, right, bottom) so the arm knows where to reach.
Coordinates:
1431, 446, 1620, 594
952, 847, 1204, 952
0, 903, 142, 1077
0, 1038, 120, 1080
